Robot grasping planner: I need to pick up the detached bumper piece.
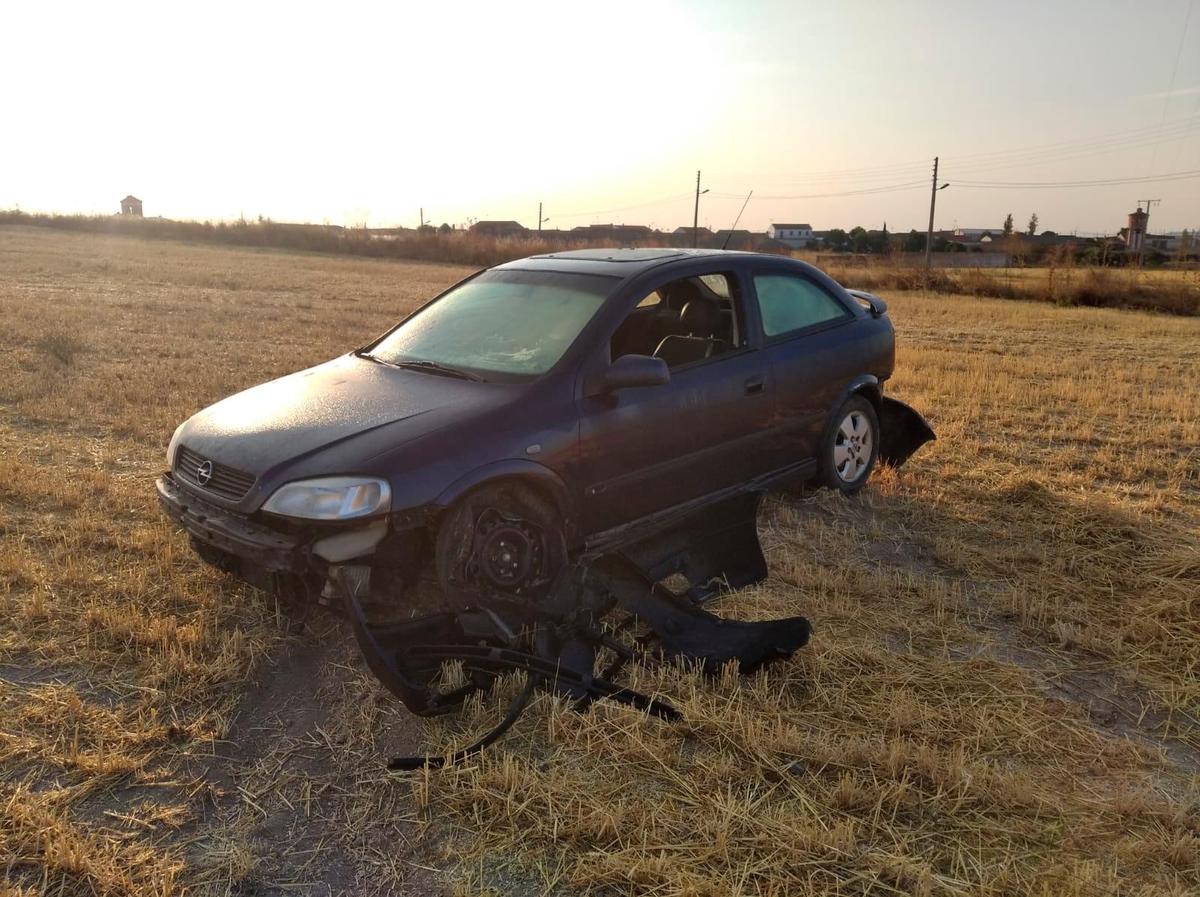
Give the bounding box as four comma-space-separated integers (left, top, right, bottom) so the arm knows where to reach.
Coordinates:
878, 396, 936, 468
339, 493, 812, 770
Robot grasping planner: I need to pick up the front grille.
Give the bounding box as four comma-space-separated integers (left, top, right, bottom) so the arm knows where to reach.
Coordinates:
174, 445, 257, 502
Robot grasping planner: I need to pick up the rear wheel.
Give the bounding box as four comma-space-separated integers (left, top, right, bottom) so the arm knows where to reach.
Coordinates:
434, 482, 566, 610
816, 396, 879, 494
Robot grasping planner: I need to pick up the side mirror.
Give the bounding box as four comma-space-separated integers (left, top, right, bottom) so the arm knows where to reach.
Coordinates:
600, 354, 670, 392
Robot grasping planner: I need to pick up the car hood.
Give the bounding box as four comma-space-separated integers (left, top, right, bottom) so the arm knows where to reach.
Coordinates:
176, 354, 497, 477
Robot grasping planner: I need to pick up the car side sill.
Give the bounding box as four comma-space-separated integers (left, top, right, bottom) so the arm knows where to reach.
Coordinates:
582, 458, 815, 558
585, 422, 780, 499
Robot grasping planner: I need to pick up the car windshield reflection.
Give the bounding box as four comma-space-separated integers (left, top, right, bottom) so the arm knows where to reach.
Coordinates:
368, 270, 615, 379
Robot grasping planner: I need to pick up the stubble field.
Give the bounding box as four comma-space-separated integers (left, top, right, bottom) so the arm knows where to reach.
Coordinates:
1, 225, 1197, 896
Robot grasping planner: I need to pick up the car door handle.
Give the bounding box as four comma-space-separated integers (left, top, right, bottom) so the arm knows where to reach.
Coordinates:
744, 375, 765, 396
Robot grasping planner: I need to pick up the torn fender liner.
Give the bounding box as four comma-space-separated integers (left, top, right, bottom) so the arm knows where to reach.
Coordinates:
578, 554, 811, 674
338, 492, 812, 768
608, 491, 768, 602
878, 396, 936, 468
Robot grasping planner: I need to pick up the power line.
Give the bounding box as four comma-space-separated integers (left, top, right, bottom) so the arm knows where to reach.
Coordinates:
714, 180, 928, 201
1151, 0, 1194, 172
706, 157, 930, 183
946, 122, 1200, 176
538, 120, 1200, 227
705, 115, 1200, 189
954, 169, 1200, 188
942, 115, 1200, 164
551, 192, 693, 221
1174, 95, 1200, 169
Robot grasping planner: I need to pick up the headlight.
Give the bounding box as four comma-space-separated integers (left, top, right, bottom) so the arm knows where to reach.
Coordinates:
262, 477, 391, 520
166, 424, 184, 468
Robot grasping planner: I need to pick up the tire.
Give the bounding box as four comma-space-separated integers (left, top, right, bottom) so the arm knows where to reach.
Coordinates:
434, 481, 567, 609
816, 395, 879, 494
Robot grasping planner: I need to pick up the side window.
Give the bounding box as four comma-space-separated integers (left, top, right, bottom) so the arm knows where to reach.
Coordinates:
610, 273, 745, 369
698, 274, 730, 299
753, 274, 849, 338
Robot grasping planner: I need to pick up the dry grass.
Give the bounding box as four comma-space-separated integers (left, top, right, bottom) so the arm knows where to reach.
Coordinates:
0, 210, 720, 271
811, 257, 1200, 316
1, 224, 1198, 896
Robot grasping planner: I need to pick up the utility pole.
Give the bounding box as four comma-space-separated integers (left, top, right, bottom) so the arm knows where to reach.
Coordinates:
925, 157, 938, 269
1135, 198, 1161, 267
419, 208, 424, 229
693, 170, 702, 248
924, 157, 950, 271
538, 202, 549, 233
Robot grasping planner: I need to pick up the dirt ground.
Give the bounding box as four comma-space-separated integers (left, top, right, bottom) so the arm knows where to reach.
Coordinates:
1, 225, 1198, 896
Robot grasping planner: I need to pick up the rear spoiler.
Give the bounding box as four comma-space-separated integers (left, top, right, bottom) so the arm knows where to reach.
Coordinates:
846, 289, 887, 318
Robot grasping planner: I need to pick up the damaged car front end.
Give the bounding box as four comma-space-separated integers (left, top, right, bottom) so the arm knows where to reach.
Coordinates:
158, 248, 934, 764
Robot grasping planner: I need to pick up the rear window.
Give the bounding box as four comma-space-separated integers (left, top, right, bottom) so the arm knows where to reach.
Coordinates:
369, 270, 615, 377
753, 274, 849, 338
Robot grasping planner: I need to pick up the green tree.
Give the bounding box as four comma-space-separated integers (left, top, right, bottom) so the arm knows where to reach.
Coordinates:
849, 226, 870, 253
902, 230, 925, 252
875, 222, 891, 254
1027, 213, 1039, 236
825, 228, 850, 251
1002, 213, 1014, 236
868, 227, 890, 254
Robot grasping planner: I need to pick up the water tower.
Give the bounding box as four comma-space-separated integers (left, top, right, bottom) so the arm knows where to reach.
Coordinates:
1125, 207, 1148, 252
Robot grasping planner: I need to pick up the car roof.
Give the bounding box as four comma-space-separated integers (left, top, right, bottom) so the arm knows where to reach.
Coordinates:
492, 247, 765, 279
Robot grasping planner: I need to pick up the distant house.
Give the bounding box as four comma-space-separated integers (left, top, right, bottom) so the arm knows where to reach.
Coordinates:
471, 220, 526, 237
767, 223, 815, 248
670, 225, 713, 247
943, 229, 998, 251
120, 195, 143, 217
672, 225, 712, 237
1144, 233, 1180, 253
711, 229, 755, 249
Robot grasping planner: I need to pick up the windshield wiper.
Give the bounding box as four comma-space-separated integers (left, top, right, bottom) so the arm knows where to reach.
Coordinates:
355, 350, 483, 382
391, 359, 483, 382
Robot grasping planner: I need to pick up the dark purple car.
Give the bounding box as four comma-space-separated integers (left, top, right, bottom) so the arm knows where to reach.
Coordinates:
157, 248, 932, 748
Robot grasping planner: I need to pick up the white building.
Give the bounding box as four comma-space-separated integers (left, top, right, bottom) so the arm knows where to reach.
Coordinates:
767, 222, 815, 248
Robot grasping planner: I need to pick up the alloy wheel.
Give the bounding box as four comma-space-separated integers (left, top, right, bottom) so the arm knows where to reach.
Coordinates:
833, 410, 873, 483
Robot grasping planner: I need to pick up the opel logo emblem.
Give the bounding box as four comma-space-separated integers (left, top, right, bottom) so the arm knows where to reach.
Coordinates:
196, 460, 214, 486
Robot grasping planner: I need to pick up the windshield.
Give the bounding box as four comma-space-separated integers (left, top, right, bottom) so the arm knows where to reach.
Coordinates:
368, 270, 615, 379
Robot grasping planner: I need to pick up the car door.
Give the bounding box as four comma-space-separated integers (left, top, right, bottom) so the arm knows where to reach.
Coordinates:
575, 268, 774, 536
749, 269, 863, 471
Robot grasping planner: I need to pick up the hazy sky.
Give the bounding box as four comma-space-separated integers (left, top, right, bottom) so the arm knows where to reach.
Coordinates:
4, 0, 1198, 233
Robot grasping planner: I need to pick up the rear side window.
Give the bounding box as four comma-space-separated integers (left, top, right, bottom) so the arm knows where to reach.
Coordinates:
753, 274, 849, 338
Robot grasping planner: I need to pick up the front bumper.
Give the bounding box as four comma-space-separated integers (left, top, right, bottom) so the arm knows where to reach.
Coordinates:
156, 474, 304, 573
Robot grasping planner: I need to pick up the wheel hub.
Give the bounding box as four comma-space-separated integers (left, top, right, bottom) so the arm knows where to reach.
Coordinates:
469, 509, 545, 592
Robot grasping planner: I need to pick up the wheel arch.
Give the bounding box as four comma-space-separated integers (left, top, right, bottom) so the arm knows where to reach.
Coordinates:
815, 376, 882, 493
829, 374, 881, 425
430, 460, 578, 544
817, 374, 882, 460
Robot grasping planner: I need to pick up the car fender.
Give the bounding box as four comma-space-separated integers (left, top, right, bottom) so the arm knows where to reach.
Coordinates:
830, 374, 881, 417
822, 376, 935, 469
431, 459, 578, 541
815, 374, 882, 446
